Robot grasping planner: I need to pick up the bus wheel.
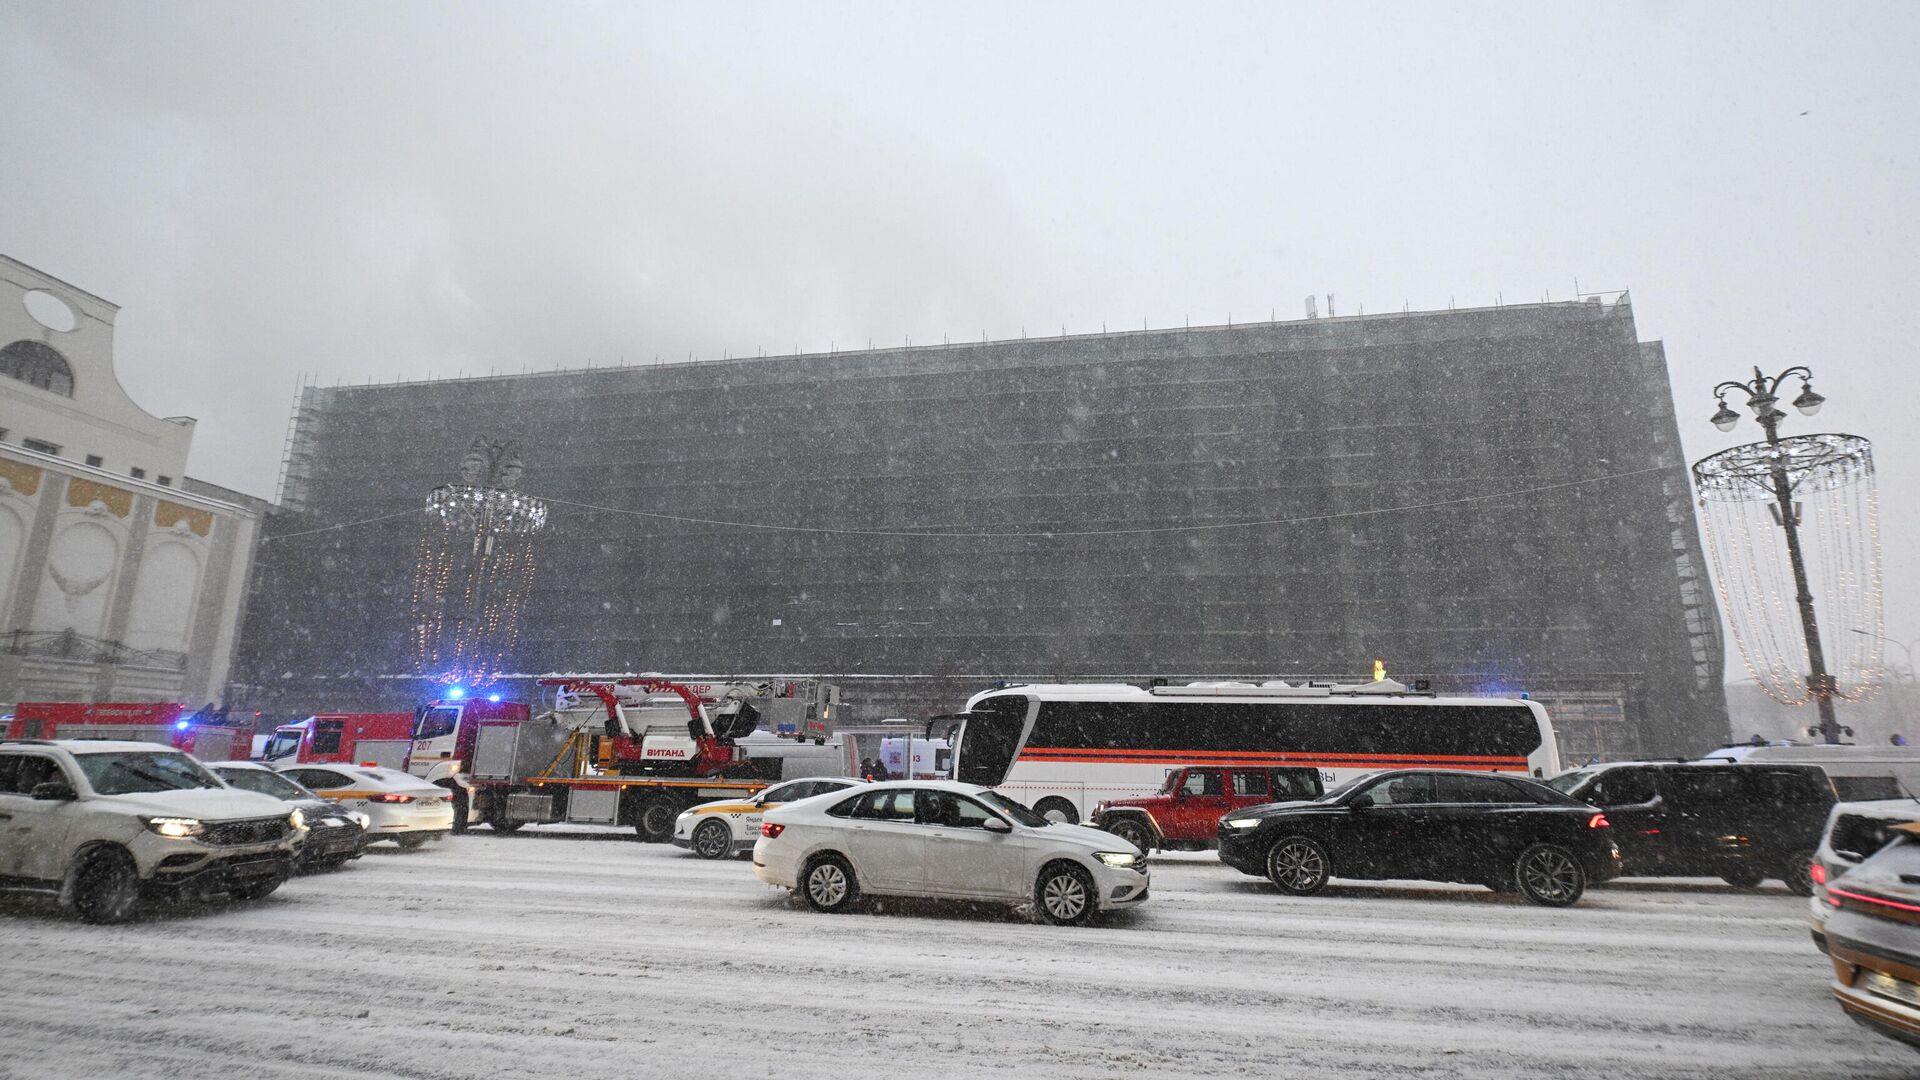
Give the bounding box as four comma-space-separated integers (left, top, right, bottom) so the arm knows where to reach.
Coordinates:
1265, 836, 1331, 896
634, 798, 676, 842
1105, 818, 1154, 855
1033, 797, 1078, 825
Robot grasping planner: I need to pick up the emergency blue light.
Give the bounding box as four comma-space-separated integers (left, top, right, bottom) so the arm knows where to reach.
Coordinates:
175, 719, 191, 730
447, 686, 466, 700
488, 693, 502, 703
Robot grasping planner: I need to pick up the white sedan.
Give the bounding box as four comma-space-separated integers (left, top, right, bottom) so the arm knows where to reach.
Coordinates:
273, 763, 455, 848
753, 780, 1149, 926
672, 776, 867, 859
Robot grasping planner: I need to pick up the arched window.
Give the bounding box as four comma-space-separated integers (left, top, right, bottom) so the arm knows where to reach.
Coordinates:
0, 340, 76, 396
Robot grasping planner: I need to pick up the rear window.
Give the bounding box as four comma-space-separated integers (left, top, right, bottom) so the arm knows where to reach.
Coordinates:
1659, 769, 1743, 805
1833, 776, 1905, 801
1433, 773, 1533, 804
1585, 768, 1657, 807
1744, 768, 1833, 806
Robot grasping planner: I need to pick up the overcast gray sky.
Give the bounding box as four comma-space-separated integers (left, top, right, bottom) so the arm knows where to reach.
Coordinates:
4, 1, 1917, 653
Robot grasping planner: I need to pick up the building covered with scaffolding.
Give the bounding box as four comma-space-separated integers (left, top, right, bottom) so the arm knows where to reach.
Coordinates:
234, 295, 1726, 757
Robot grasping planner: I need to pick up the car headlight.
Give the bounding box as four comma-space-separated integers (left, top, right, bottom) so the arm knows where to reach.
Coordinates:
289, 808, 307, 831
348, 811, 372, 829
1093, 851, 1139, 868
1224, 818, 1262, 829
143, 817, 204, 839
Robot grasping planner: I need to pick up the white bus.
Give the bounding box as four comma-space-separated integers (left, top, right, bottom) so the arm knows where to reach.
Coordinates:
953, 681, 1562, 823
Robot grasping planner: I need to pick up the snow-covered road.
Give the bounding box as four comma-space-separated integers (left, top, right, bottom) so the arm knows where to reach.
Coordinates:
1, 830, 1912, 1079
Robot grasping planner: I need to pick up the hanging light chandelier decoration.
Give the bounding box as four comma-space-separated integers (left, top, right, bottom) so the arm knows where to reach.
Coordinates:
410, 438, 548, 684
1694, 427, 1884, 711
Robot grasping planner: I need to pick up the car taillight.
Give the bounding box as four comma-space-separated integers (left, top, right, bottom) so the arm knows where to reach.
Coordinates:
1588, 813, 1609, 829
1811, 862, 1827, 885
368, 793, 416, 804
760, 822, 785, 839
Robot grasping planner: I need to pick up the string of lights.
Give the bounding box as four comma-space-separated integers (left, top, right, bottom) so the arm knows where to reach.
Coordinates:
1695, 432, 1882, 710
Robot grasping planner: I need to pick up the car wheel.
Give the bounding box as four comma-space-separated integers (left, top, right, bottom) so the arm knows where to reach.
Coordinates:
1033, 797, 1079, 825
1720, 865, 1765, 889
72, 847, 141, 924
1264, 835, 1331, 896
396, 834, 431, 850
1780, 849, 1817, 897
228, 873, 287, 902
634, 799, 676, 843
1105, 818, 1154, 855
692, 818, 734, 860
1515, 843, 1586, 907
800, 854, 858, 913
1036, 862, 1098, 926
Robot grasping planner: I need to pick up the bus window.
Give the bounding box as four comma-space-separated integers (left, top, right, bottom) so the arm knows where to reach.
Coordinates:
955, 695, 1030, 787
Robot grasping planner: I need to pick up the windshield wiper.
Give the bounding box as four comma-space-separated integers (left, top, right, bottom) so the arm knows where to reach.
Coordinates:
110, 761, 205, 791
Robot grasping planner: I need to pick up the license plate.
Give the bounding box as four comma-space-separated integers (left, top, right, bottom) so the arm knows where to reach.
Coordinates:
1862, 970, 1920, 1009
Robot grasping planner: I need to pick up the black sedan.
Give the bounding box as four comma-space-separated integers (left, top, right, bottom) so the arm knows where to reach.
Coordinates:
1216, 769, 1622, 906
209, 761, 370, 871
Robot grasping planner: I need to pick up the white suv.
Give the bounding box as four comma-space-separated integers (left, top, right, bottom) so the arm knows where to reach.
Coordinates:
0, 740, 306, 923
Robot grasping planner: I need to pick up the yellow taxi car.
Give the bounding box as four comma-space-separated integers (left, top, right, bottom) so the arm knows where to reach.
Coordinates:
273, 763, 455, 850
672, 776, 866, 859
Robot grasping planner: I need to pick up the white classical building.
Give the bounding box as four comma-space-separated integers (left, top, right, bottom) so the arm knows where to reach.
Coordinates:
0, 254, 264, 708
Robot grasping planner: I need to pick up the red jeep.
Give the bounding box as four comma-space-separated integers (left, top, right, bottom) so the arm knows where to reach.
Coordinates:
1092, 765, 1324, 853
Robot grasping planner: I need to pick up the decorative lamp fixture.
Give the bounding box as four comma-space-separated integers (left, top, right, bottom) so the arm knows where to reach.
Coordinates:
410, 438, 547, 686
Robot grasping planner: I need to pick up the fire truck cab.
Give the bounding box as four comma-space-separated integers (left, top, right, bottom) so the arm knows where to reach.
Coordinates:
259, 713, 414, 769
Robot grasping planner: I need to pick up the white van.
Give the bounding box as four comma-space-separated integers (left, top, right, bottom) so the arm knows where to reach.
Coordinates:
1700, 742, 1920, 802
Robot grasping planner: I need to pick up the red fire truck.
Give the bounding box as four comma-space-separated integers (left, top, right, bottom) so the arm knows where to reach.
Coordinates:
258, 713, 415, 769
6, 702, 255, 761
412, 678, 775, 840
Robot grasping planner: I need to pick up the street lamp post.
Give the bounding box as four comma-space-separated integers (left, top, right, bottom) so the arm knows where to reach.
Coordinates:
1853, 629, 1917, 683
1709, 366, 1839, 742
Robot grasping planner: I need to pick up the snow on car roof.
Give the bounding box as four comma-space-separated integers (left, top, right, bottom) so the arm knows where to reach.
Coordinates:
1830, 798, 1920, 822
856, 779, 992, 794
29, 739, 189, 754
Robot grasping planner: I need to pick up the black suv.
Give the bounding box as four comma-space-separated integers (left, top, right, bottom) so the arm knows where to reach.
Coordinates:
1217, 769, 1622, 907
1544, 762, 1833, 894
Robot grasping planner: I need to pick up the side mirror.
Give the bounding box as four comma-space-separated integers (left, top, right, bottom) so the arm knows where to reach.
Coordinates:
1351, 794, 1376, 810
982, 817, 1013, 833
31, 781, 77, 801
